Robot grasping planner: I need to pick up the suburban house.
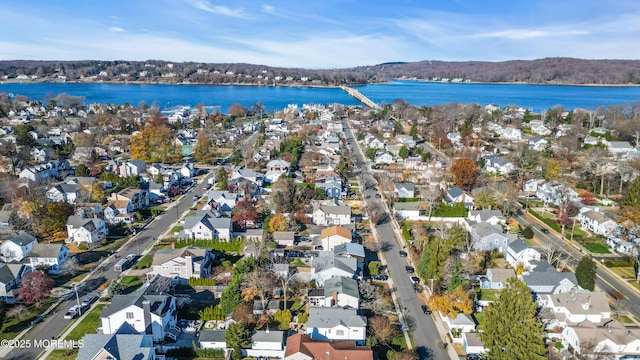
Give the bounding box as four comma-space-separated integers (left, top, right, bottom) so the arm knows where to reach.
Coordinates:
46, 182, 81, 204
470, 222, 516, 252
253, 300, 282, 316
312, 201, 351, 226
505, 239, 541, 270
536, 181, 579, 206
521, 262, 579, 306
231, 167, 264, 187
265, 158, 291, 183
145, 247, 214, 284
119, 159, 147, 177
333, 242, 365, 264
306, 307, 367, 344
103, 203, 134, 224
182, 211, 232, 240
394, 183, 415, 198
100, 285, 179, 342
483, 154, 515, 175
523, 178, 546, 193
315, 176, 344, 199
26, 243, 69, 275
199, 329, 227, 349
607, 141, 635, 159
66, 216, 108, 244
77, 322, 156, 360
374, 151, 395, 164
0, 232, 37, 262
576, 208, 619, 237
243, 330, 287, 359
466, 209, 506, 227
561, 320, 640, 359
0, 263, 30, 304
320, 226, 352, 251
314, 276, 360, 308
312, 253, 358, 286
444, 186, 474, 209
480, 268, 516, 290
109, 187, 149, 211
273, 231, 296, 247
284, 333, 373, 360
393, 202, 421, 220
205, 190, 238, 212
544, 290, 611, 326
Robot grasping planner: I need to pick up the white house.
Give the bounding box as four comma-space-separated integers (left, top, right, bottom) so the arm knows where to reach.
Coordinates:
182, 210, 232, 240
393, 202, 421, 220
562, 320, 640, 359
26, 243, 69, 275
205, 190, 237, 212
467, 210, 506, 226
312, 253, 358, 286
244, 330, 286, 359
470, 223, 515, 252
0, 232, 37, 262
77, 323, 156, 360
100, 285, 179, 342
320, 226, 352, 251
312, 201, 351, 226
305, 307, 367, 344
576, 208, 619, 237
505, 239, 541, 270
145, 247, 214, 284
483, 155, 515, 175
199, 330, 227, 349
46, 182, 81, 204
444, 186, 474, 210
544, 290, 610, 326
536, 181, 579, 207
66, 216, 108, 244
265, 158, 291, 183
523, 178, 545, 193
119, 159, 146, 177
273, 231, 296, 247
319, 276, 360, 309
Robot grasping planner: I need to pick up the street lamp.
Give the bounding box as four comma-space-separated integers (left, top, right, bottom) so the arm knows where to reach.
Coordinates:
73, 283, 82, 316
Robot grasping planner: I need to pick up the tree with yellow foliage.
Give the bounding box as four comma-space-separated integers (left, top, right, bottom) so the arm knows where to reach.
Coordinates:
267, 213, 290, 233
130, 122, 181, 163
426, 286, 473, 318
242, 270, 276, 315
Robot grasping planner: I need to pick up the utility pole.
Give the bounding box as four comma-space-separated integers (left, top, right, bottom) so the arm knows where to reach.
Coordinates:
74, 283, 82, 316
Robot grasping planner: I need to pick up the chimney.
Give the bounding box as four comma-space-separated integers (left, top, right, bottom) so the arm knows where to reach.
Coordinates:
332, 291, 338, 306
185, 252, 193, 278
142, 300, 152, 335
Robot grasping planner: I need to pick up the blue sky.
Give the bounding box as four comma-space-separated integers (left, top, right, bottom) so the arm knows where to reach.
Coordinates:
1, 0, 639, 68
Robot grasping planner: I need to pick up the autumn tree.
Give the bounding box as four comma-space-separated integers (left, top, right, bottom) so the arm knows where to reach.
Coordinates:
19, 272, 54, 306
130, 121, 181, 163
576, 255, 597, 291
242, 269, 276, 314
273, 309, 292, 330
479, 278, 546, 360
543, 158, 561, 181
368, 315, 399, 346
231, 199, 259, 229
267, 213, 290, 233
426, 286, 473, 318
450, 157, 478, 191
229, 103, 248, 119
193, 130, 218, 164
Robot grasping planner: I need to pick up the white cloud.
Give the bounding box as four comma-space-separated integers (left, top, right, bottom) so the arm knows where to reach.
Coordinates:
109, 27, 125, 32
261, 4, 274, 13
473, 29, 587, 40
185, 0, 247, 18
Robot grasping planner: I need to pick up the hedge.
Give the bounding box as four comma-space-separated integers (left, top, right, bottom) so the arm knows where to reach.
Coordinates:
188, 277, 217, 287
199, 305, 227, 321
528, 208, 562, 232
175, 237, 244, 252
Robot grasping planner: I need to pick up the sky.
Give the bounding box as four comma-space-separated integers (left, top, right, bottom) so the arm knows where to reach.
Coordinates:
1, 0, 640, 69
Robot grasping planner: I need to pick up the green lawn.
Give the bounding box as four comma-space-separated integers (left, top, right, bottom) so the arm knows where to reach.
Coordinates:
478, 289, 499, 302
0, 300, 55, 340
65, 304, 104, 341
120, 276, 143, 291
473, 312, 486, 328
47, 349, 78, 359
611, 267, 636, 279
171, 226, 184, 233
132, 254, 153, 269
619, 315, 635, 324
582, 242, 611, 254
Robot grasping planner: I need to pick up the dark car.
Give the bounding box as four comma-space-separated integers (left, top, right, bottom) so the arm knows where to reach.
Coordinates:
411, 276, 420, 283
399, 250, 408, 257
378, 265, 387, 271
405, 266, 415, 273
466, 354, 482, 360
373, 274, 388, 281
422, 305, 432, 315
541, 228, 550, 234
375, 193, 381, 198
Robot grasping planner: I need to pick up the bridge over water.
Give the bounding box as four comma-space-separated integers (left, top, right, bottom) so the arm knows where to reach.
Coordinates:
340, 86, 381, 110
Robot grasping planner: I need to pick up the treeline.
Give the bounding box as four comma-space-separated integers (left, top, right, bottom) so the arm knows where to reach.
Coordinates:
2, 57, 640, 85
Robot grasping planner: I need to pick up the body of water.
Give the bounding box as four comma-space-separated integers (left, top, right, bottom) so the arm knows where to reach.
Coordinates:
1, 80, 640, 113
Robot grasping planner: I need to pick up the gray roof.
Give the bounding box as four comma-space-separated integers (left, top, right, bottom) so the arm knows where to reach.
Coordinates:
393, 202, 420, 211
313, 253, 357, 274
521, 270, 578, 293
252, 330, 285, 343
508, 239, 530, 254
318, 205, 351, 215
273, 231, 296, 241
469, 209, 505, 222
152, 246, 211, 267
101, 285, 173, 318
183, 210, 231, 232
333, 243, 365, 258
447, 186, 464, 199
66, 216, 101, 232
77, 323, 154, 360
7, 232, 37, 246
29, 243, 66, 258
395, 183, 415, 192
0, 263, 26, 285
551, 290, 610, 316
487, 268, 516, 283
470, 222, 503, 239
199, 329, 227, 343
323, 276, 360, 300
306, 307, 366, 328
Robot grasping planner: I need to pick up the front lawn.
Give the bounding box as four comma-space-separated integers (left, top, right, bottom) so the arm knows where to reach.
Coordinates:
0, 299, 55, 340
47, 349, 78, 359
120, 276, 144, 292
582, 242, 611, 254
611, 267, 637, 279
66, 304, 104, 341
132, 254, 153, 269
478, 289, 498, 302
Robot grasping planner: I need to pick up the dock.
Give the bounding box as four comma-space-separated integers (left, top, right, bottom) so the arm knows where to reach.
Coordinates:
340, 86, 381, 110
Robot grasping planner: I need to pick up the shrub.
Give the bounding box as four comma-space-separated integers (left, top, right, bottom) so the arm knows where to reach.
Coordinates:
188, 277, 217, 287
77, 243, 88, 250
199, 305, 226, 321
175, 238, 244, 252
522, 226, 534, 239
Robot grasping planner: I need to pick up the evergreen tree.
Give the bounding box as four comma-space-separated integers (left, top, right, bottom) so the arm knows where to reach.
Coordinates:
522, 225, 534, 239
216, 168, 228, 190
75, 163, 90, 177
479, 278, 546, 360
226, 321, 252, 360
398, 145, 409, 160
575, 255, 597, 291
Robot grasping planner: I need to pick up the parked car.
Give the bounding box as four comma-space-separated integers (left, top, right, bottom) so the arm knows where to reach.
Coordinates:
64, 305, 80, 320
540, 228, 550, 234
373, 274, 388, 281
466, 354, 482, 360
399, 250, 408, 257
405, 266, 415, 273
411, 276, 420, 283
81, 295, 98, 308
422, 305, 432, 315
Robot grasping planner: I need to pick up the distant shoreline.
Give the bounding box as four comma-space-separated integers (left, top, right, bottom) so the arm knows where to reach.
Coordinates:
2, 78, 639, 88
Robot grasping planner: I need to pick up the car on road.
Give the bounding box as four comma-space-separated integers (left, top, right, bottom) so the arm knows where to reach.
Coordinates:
422, 304, 432, 314
399, 250, 408, 257
405, 266, 415, 273
466, 354, 482, 360
64, 305, 80, 320
375, 193, 381, 198
541, 227, 550, 234
81, 295, 98, 308
373, 274, 388, 281
411, 276, 420, 283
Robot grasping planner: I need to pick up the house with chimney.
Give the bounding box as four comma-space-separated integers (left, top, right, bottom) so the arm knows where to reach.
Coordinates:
119, 159, 147, 177
182, 210, 232, 240
0, 232, 37, 262
145, 247, 214, 285
305, 307, 367, 344
561, 319, 640, 359
284, 333, 373, 360
544, 290, 611, 326
100, 285, 179, 342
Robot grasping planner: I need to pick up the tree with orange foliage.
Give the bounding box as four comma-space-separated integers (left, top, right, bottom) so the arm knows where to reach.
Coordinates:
267, 213, 289, 233
242, 270, 276, 315
426, 286, 473, 318
130, 120, 181, 163
450, 157, 478, 191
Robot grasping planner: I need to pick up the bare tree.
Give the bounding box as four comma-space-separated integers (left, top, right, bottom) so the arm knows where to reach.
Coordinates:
358, 280, 379, 303
540, 240, 567, 270
60, 256, 82, 276
368, 315, 399, 345
422, 185, 440, 220
6, 304, 29, 319
242, 269, 276, 313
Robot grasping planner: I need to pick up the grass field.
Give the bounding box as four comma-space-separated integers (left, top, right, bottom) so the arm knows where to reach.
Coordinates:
611, 267, 637, 279
65, 304, 104, 341
582, 242, 611, 254
47, 349, 78, 359
479, 289, 499, 302
0, 299, 55, 341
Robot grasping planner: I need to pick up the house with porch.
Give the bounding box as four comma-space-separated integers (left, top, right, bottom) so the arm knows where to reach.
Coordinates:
444, 186, 474, 210
0, 232, 37, 262
561, 320, 640, 359
26, 243, 69, 275
306, 307, 367, 344
394, 183, 415, 199
576, 207, 619, 237
182, 210, 232, 240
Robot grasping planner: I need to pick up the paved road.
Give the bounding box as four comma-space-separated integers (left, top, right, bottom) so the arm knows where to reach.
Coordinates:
343, 120, 449, 360
512, 211, 640, 318
5, 174, 212, 360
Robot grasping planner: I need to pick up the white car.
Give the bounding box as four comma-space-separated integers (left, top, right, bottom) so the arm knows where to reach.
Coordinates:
64, 305, 80, 319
